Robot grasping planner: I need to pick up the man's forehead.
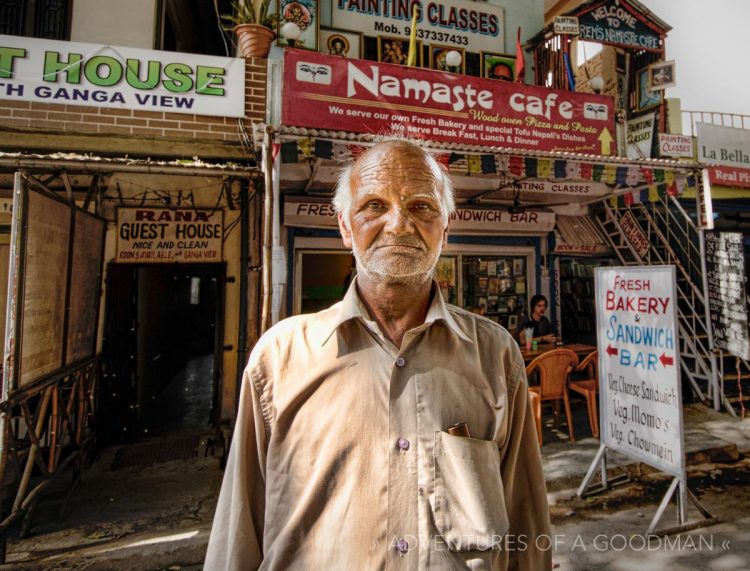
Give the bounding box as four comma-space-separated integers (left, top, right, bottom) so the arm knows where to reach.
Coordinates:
353, 147, 438, 187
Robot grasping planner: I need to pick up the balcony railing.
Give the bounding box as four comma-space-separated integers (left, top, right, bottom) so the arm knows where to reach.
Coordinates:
682, 110, 750, 137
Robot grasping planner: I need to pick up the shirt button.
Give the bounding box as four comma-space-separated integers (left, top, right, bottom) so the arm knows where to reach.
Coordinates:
397, 437, 410, 451
395, 537, 409, 554
395, 357, 406, 367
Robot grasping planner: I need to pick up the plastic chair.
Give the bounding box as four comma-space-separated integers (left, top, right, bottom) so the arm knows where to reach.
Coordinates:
569, 350, 599, 439
525, 349, 579, 444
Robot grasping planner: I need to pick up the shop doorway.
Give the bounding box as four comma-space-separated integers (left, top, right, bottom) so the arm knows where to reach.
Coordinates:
101, 263, 224, 443
295, 250, 354, 314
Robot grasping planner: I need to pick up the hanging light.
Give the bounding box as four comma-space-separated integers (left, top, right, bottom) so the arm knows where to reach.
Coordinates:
445, 50, 462, 72
590, 75, 604, 94
281, 22, 301, 48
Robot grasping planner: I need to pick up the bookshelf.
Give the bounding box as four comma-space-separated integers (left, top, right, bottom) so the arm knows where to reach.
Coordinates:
462, 255, 528, 330
559, 258, 611, 344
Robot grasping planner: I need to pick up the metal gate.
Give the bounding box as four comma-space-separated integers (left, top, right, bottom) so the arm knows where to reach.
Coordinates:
0, 172, 106, 558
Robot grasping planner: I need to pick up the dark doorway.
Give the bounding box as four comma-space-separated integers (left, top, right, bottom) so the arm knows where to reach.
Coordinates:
101, 263, 224, 444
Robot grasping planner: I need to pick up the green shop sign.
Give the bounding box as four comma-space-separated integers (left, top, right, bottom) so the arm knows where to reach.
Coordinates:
0, 34, 246, 117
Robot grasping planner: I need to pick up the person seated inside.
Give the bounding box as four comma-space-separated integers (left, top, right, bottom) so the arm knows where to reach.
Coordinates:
516, 294, 558, 345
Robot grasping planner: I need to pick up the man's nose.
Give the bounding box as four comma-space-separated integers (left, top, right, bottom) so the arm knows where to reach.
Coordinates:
383, 206, 415, 234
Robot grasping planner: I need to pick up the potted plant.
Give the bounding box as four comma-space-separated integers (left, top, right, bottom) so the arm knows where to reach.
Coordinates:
221, 0, 280, 58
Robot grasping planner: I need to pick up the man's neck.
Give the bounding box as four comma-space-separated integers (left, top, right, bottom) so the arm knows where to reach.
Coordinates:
356, 275, 433, 348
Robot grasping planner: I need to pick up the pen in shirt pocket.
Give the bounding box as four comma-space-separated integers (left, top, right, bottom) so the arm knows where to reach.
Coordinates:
447, 421, 471, 438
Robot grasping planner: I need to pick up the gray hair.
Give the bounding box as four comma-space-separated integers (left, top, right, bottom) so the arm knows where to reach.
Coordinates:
332, 139, 456, 226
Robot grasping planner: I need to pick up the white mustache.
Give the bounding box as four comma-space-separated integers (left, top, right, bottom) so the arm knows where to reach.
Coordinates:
372, 237, 425, 250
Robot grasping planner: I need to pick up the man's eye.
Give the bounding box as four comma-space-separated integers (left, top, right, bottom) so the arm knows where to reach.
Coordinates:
412, 202, 430, 210
365, 201, 383, 209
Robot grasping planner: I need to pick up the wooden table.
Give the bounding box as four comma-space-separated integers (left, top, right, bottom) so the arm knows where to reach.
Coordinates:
520, 343, 596, 364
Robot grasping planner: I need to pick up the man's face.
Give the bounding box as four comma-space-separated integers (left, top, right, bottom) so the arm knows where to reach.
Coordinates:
532, 299, 547, 319
338, 145, 448, 285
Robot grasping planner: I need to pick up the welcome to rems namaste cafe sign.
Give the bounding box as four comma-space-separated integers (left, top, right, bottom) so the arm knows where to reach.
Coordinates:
0, 34, 245, 117
116, 208, 223, 263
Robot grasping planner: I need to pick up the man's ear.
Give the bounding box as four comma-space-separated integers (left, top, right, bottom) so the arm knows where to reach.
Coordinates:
338, 212, 352, 248
442, 223, 449, 248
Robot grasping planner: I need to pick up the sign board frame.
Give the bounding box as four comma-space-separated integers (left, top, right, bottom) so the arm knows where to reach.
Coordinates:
2, 174, 107, 397
578, 265, 716, 535
0, 34, 246, 117
553, 16, 580, 35
115, 207, 224, 264
704, 231, 750, 359
330, 0, 505, 54
281, 50, 616, 154
283, 198, 556, 234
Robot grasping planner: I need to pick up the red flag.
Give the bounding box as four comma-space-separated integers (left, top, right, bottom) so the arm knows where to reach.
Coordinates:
515, 27, 525, 83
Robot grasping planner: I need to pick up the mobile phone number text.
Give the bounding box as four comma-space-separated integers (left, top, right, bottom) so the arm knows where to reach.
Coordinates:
403, 28, 469, 45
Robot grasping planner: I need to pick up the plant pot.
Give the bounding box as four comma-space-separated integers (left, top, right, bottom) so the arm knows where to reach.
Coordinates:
234, 24, 275, 58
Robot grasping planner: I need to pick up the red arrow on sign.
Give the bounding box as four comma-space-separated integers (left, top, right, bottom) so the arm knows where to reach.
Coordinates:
660, 353, 674, 367
606, 344, 618, 356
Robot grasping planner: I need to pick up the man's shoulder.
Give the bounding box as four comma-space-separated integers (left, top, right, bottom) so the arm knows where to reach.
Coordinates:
254, 303, 341, 353
445, 303, 515, 344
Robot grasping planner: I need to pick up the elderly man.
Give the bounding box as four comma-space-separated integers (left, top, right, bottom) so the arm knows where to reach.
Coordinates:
205, 140, 551, 570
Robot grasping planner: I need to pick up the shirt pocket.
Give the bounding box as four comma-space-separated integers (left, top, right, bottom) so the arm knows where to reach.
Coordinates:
430, 431, 509, 552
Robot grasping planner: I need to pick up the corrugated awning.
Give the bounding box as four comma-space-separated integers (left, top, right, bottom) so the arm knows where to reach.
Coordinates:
0, 151, 259, 177
554, 215, 612, 256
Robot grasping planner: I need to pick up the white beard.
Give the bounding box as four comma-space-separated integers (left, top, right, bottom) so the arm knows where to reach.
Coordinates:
351, 235, 443, 287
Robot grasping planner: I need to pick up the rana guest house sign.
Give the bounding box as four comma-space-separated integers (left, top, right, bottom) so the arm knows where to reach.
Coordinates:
116, 208, 223, 263
0, 34, 245, 117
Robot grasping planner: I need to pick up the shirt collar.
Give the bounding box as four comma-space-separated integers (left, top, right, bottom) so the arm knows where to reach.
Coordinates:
321, 276, 472, 346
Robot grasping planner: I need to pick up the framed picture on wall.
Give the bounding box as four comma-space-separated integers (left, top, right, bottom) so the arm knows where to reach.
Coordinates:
648, 60, 675, 90
429, 44, 465, 73
277, 0, 319, 50
508, 315, 518, 331
480, 52, 515, 81
320, 28, 362, 58
637, 67, 662, 111
377, 36, 418, 66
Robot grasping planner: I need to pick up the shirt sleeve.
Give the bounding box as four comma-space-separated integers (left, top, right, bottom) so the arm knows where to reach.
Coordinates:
498, 353, 553, 571
204, 366, 268, 570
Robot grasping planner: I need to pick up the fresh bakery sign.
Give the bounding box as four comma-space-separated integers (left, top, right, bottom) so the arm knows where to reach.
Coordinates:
284, 199, 555, 234
0, 34, 245, 117
332, 0, 504, 53
282, 50, 616, 154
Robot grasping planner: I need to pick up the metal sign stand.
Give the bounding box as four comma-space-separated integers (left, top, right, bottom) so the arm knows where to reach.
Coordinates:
578, 444, 718, 535
583, 265, 720, 537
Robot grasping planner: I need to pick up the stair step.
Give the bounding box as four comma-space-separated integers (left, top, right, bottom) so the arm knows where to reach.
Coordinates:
721, 374, 750, 382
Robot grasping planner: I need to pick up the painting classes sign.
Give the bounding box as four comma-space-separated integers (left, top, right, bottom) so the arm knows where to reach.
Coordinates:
596, 266, 684, 478
282, 50, 616, 154
331, 0, 504, 53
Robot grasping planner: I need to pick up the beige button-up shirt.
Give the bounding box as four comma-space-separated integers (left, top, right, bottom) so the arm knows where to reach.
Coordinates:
206, 281, 551, 570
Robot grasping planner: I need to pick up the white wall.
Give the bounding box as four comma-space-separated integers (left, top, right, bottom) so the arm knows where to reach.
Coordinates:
70, 0, 158, 49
